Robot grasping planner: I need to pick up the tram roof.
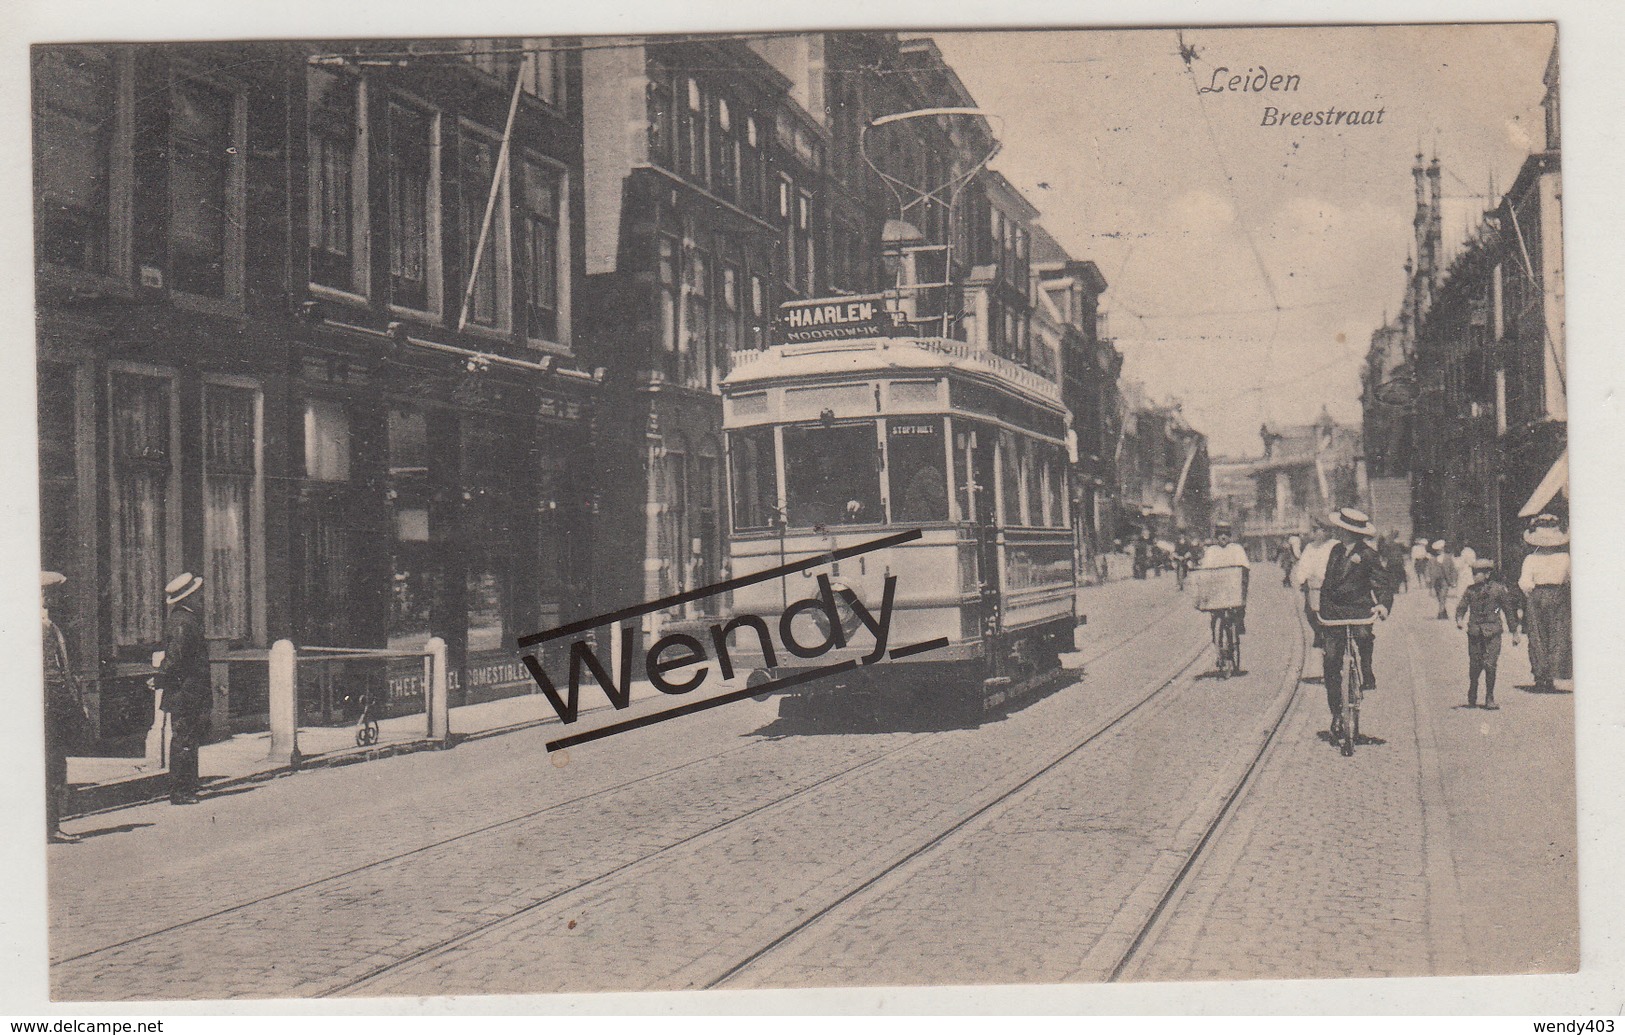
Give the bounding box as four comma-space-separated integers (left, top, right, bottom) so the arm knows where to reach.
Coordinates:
723, 337, 1064, 410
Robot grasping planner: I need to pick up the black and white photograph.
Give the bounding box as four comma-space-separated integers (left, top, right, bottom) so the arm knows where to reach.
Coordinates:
10, 5, 1621, 1013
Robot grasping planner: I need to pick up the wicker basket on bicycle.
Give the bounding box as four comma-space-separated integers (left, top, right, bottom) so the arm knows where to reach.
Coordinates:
1189, 565, 1249, 612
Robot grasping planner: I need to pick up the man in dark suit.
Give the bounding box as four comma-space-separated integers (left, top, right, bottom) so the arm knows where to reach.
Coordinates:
159, 573, 210, 805
1316, 508, 1397, 736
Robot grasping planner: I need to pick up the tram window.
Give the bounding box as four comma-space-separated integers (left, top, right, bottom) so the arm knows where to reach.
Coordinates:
727, 427, 778, 531
999, 431, 1023, 526
783, 422, 881, 528
887, 417, 947, 524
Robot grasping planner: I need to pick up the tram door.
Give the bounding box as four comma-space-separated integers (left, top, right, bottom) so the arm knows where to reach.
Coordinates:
968, 429, 1002, 669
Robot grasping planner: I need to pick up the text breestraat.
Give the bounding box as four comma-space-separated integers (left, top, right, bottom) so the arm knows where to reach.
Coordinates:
1260, 105, 1387, 127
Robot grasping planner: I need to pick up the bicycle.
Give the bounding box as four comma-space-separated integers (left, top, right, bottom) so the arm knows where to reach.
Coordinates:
1212, 608, 1242, 678
1325, 618, 1376, 757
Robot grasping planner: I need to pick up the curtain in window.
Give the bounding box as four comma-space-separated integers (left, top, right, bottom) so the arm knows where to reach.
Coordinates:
204, 385, 255, 639
388, 103, 431, 309
460, 134, 498, 326
111, 375, 170, 644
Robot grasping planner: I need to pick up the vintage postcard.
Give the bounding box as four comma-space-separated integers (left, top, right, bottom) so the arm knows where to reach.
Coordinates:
10, 9, 1613, 1012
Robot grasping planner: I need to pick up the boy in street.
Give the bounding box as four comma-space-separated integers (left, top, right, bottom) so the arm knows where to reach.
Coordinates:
1455, 559, 1521, 710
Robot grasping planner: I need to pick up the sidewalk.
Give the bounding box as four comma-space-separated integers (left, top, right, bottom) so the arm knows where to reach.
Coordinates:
65, 677, 675, 818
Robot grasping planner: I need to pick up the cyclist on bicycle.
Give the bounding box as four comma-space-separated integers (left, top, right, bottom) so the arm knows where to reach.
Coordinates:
1201, 521, 1251, 638
1316, 507, 1396, 733
1173, 532, 1196, 590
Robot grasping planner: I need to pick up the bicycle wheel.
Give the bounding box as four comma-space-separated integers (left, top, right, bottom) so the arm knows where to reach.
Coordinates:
1339, 630, 1358, 757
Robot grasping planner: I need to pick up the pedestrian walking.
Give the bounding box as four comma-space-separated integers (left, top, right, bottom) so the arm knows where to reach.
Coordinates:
1292, 520, 1335, 650
1455, 559, 1521, 710
1518, 513, 1572, 692
1381, 532, 1410, 592
1276, 537, 1299, 587
1411, 537, 1429, 587
1132, 529, 1153, 580
43, 571, 91, 844
158, 572, 210, 805
1426, 540, 1457, 619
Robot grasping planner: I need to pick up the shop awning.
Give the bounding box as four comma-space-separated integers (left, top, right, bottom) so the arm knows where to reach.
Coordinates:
1518, 449, 1568, 518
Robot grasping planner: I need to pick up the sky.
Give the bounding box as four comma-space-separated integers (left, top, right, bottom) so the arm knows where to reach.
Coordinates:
933, 24, 1556, 458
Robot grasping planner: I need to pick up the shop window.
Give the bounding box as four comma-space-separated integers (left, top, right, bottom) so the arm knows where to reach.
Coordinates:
386, 101, 438, 314
169, 77, 242, 299
783, 423, 881, 528
303, 398, 351, 482
307, 67, 367, 295
35, 47, 117, 275
110, 372, 174, 645
388, 407, 435, 652
458, 127, 511, 330
466, 564, 506, 653
203, 384, 258, 640
659, 435, 691, 598
888, 418, 948, 524
728, 426, 777, 531
519, 159, 561, 342
678, 77, 705, 182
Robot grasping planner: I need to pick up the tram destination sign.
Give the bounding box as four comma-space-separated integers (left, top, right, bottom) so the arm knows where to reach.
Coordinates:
775, 294, 902, 344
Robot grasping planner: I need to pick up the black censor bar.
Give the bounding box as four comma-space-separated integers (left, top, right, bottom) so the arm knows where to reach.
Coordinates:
511, 529, 949, 751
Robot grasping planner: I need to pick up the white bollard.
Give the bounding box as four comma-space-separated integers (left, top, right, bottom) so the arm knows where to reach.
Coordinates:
426, 637, 449, 743
267, 639, 298, 764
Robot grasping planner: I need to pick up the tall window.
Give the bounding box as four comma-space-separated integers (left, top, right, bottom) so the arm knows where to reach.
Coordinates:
307, 68, 365, 294
304, 398, 351, 482
779, 175, 797, 292
458, 128, 509, 329
748, 274, 767, 350
35, 47, 115, 274
110, 373, 173, 645
797, 191, 815, 295
520, 38, 565, 106
203, 385, 257, 639
739, 115, 764, 214
713, 96, 738, 199
660, 435, 691, 597
169, 79, 237, 298
519, 159, 561, 341
647, 64, 674, 167
678, 77, 705, 182
387, 101, 435, 312
717, 263, 740, 358
683, 246, 712, 388
657, 234, 679, 355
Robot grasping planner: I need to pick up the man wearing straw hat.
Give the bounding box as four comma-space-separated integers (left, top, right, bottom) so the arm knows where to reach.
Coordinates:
1316, 507, 1395, 732
158, 572, 209, 805
1518, 513, 1572, 692
43, 570, 91, 843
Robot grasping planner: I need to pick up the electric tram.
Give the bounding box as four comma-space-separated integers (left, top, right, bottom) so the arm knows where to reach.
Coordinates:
720, 305, 1083, 720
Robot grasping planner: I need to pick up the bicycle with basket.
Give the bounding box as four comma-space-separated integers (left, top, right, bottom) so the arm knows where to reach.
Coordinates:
1189, 564, 1249, 678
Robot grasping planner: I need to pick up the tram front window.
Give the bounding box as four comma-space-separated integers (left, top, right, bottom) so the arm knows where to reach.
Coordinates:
728, 427, 778, 531
783, 422, 882, 527
887, 417, 948, 523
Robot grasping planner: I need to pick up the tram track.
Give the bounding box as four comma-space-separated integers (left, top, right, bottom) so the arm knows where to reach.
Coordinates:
320, 607, 1215, 996
54, 586, 1197, 997
704, 589, 1310, 989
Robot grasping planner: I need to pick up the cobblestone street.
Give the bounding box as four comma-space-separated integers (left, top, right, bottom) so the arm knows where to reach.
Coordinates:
47, 575, 1577, 1001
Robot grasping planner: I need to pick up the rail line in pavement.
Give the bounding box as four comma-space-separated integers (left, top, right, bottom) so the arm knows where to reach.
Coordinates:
54, 583, 1190, 985
319, 607, 1214, 996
